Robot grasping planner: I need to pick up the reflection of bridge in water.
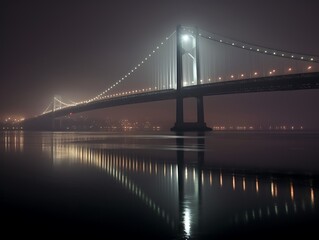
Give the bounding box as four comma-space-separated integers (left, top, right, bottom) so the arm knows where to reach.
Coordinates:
36, 132, 318, 238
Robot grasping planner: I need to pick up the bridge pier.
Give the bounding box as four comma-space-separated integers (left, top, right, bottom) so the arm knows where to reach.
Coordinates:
171, 96, 211, 132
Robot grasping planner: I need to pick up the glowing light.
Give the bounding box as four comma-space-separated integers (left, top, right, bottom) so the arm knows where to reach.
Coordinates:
218, 77, 222, 81
231, 75, 234, 79
241, 74, 244, 77
311, 188, 315, 206
308, 66, 312, 70
182, 35, 190, 42
254, 72, 258, 76
232, 176, 236, 190
183, 208, 191, 237
311, 58, 314, 61
185, 168, 188, 180
290, 182, 294, 200
288, 68, 292, 71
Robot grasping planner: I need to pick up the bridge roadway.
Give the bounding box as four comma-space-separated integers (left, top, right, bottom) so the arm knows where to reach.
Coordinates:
23, 72, 319, 130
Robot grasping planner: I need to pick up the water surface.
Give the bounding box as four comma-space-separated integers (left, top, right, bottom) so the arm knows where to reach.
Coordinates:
1, 131, 319, 238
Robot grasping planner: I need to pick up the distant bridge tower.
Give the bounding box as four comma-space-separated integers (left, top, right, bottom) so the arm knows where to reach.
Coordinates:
52, 95, 62, 130
171, 25, 212, 131
53, 95, 62, 112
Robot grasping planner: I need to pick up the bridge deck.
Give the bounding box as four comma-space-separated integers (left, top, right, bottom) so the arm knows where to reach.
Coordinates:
25, 72, 319, 122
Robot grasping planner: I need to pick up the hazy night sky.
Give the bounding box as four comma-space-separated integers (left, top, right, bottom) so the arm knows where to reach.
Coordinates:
1, 0, 319, 128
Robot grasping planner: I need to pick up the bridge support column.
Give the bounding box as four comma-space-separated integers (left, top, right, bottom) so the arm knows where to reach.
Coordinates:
171, 97, 211, 132
171, 25, 211, 132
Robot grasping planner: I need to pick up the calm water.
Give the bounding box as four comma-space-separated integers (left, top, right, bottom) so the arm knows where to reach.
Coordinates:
1, 131, 319, 239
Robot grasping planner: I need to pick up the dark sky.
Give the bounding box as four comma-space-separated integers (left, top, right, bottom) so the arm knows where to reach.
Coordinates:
1, 0, 319, 128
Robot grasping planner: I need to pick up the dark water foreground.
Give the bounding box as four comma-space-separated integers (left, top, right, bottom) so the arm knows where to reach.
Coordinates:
1, 131, 319, 239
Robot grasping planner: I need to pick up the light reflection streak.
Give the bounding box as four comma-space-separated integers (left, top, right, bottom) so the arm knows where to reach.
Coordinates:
3, 131, 24, 153
184, 208, 191, 237
311, 187, 315, 207
290, 182, 294, 201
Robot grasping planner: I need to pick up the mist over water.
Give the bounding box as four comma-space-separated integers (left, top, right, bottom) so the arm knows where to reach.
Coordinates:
1, 131, 318, 238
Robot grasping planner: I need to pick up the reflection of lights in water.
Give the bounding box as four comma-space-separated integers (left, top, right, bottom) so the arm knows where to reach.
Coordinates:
271, 181, 274, 197
290, 182, 294, 200
232, 176, 236, 190
163, 163, 166, 176
3, 132, 24, 153
201, 171, 204, 185
170, 165, 173, 178
46, 139, 319, 231
175, 166, 178, 179
219, 172, 223, 187
48, 143, 176, 229
271, 181, 277, 197
184, 207, 191, 237
311, 188, 315, 206
193, 168, 196, 182
242, 177, 246, 191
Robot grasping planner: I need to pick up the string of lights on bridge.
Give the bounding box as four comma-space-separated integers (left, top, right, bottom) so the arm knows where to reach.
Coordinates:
78, 31, 176, 105
197, 28, 318, 63
42, 65, 315, 114
42, 32, 176, 114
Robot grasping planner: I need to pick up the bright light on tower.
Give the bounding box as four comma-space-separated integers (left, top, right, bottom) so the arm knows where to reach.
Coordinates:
182, 35, 190, 42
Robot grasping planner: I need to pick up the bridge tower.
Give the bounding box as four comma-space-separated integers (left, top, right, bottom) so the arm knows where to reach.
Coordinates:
171, 26, 212, 132
52, 95, 62, 130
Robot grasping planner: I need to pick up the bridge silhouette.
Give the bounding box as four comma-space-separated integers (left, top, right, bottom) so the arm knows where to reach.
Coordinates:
23, 25, 319, 131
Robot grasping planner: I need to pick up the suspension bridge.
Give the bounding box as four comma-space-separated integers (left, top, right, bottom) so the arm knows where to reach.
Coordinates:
23, 25, 319, 131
